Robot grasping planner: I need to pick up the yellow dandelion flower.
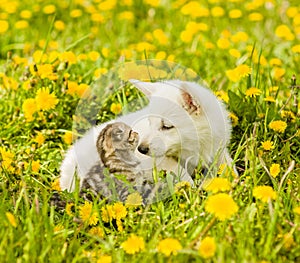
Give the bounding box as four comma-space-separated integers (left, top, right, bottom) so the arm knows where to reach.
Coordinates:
125, 192, 143, 207
31, 160, 40, 173
20, 10, 32, 19
88, 51, 100, 61
226, 64, 251, 82
180, 30, 194, 43
98, 0, 116, 11
253, 186, 276, 203
63, 131, 73, 145
269, 163, 280, 178
70, 9, 82, 18
51, 178, 61, 191
225, 69, 240, 82
231, 31, 249, 43
273, 67, 285, 80
205, 193, 238, 221
94, 68, 108, 79
229, 9, 242, 19
281, 110, 296, 122
91, 13, 105, 23
229, 48, 241, 58
248, 12, 263, 21
217, 38, 230, 49
236, 64, 252, 77
103, 47, 110, 57
181, 2, 209, 18
144, 0, 160, 7
34, 131, 45, 146
153, 29, 168, 45
269, 58, 282, 66
101, 205, 115, 223
269, 86, 279, 92
37, 64, 56, 79
275, 25, 294, 40
77, 53, 88, 61
229, 112, 239, 127
157, 238, 182, 256
264, 96, 276, 103
1, 75, 18, 90
113, 202, 127, 220
54, 20, 65, 31
282, 233, 295, 250
22, 98, 38, 121
293, 206, 300, 215
245, 87, 262, 98
269, 120, 287, 133
15, 20, 29, 29
0, 147, 14, 172
198, 236, 216, 258
118, 11, 134, 21
261, 140, 274, 151
110, 103, 122, 115
135, 41, 156, 52
76, 83, 89, 97
79, 201, 99, 226
292, 45, 300, 53
35, 87, 59, 111
43, 4, 56, 14
53, 224, 64, 233
6, 212, 17, 228
211, 6, 225, 17
203, 178, 231, 193
96, 255, 112, 263
32, 50, 47, 64
204, 41, 215, 49
155, 51, 167, 60
66, 81, 78, 96
0, 20, 9, 34
66, 203, 74, 216
116, 219, 124, 232
286, 7, 298, 18
121, 234, 145, 254
89, 226, 105, 238
293, 13, 300, 25
215, 90, 229, 103
60, 51, 77, 65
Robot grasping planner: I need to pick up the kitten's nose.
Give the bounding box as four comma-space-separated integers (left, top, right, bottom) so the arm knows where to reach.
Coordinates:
138, 144, 149, 155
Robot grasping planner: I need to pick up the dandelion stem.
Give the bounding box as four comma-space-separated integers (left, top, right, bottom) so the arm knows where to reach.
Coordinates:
190, 216, 216, 248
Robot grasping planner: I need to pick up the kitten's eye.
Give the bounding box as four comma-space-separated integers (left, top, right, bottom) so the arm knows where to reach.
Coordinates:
161, 121, 174, 130
112, 128, 124, 135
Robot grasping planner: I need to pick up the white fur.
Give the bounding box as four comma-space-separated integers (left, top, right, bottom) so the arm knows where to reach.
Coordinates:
60, 80, 234, 191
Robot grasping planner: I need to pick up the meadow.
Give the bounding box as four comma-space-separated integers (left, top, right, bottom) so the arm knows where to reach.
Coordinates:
0, 0, 299, 262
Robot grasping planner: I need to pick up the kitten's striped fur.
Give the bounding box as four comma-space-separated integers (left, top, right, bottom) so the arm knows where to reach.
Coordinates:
80, 122, 152, 202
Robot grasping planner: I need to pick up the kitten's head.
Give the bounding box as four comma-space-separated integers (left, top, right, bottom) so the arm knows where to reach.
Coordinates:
110, 122, 139, 151
97, 122, 139, 157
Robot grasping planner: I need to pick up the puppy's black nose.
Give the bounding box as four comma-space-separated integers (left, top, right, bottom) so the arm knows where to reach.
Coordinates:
138, 144, 149, 155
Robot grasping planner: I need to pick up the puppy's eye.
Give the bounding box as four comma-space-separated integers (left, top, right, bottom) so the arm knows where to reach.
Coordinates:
161, 121, 174, 130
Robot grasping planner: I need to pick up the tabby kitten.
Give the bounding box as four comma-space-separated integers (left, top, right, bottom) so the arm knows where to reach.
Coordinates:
80, 122, 152, 202
80, 122, 194, 203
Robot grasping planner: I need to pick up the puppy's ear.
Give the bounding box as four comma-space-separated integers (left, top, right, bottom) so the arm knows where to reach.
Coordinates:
181, 90, 201, 115
129, 79, 156, 97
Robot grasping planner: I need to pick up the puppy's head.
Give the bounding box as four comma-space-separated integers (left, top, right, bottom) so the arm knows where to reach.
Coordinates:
130, 80, 201, 159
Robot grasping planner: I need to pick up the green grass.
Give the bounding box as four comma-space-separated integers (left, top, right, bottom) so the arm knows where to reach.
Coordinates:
0, 0, 300, 262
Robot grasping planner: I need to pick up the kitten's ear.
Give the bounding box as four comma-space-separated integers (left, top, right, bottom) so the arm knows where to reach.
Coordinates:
180, 85, 201, 114
129, 79, 156, 97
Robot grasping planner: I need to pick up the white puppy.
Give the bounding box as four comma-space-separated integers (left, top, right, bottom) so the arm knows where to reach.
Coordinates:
60, 80, 234, 191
